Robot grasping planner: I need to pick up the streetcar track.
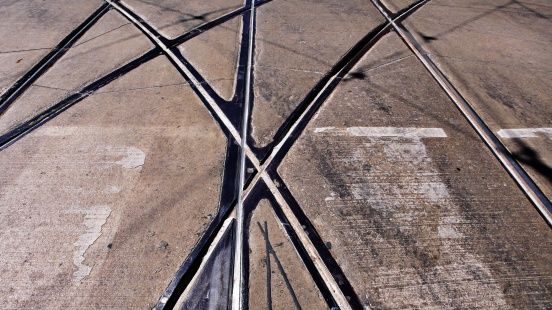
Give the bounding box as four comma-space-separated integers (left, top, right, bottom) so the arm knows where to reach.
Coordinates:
38, 1, 428, 308
3, 0, 544, 310
233, 0, 256, 308
0, 0, 267, 151
0, 49, 161, 151
0, 3, 110, 116
368, 0, 552, 226
113, 0, 358, 305
0, 0, 420, 309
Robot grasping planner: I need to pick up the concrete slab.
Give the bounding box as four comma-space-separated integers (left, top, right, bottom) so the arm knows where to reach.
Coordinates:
0, 10, 153, 136
0, 0, 103, 94
0, 55, 227, 308
179, 16, 242, 101
251, 0, 385, 147
121, 0, 243, 39
402, 0, 552, 197
279, 33, 552, 309
248, 199, 326, 309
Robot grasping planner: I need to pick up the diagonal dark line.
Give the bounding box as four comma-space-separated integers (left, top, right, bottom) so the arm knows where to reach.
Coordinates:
261, 221, 273, 310
0, 49, 160, 151
257, 221, 301, 310
371, 0, 552, 224
0, 3, 110, 116
0, 0, 271, 152
257, 0, 430, 164
237, 1, 432, 308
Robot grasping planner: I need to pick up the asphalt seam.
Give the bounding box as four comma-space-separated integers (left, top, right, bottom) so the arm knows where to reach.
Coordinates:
369, 0, 552, 226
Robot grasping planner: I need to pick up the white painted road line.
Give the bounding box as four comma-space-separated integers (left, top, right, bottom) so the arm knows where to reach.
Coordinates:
369, 0, 552, 225
498, 128, 552, 139
315, 127, 447, 138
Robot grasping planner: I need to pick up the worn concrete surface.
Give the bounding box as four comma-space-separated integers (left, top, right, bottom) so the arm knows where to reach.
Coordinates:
251, 0, 385, 147
279, 32, 552, 309
248, 200, 326, 310
179, 16, 242, 101
122, 0, 243, 39
0, 55, 227, 308
0, 0, 551, 309
0, 10, 153, 136
0, 0, 103, 95
403, 0, 552, 198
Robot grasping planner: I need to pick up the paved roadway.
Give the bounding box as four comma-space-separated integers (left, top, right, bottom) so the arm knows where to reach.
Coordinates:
0, 0, 550, 309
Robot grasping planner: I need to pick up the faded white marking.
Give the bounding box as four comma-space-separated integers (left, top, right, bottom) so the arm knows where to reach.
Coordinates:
115, 146, 145, 169
316, 127, 506, 307
314, 126, 447, 138
103, 185, 121, 194
68, 205, 111, 283
497, 128, 552, 139
36, 125, 219, 137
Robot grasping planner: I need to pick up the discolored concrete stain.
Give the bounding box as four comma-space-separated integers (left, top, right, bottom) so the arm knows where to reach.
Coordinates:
402, 0, 552, 200
279, 32, 552, 309
68, 205, 112, 283
0, 55, 227, 308
311, 127, 508, 307
121, 0, 243, 39
0, 10, 154, 136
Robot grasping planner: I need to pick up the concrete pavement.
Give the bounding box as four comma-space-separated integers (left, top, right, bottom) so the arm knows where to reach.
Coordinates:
0, 0, 550, 309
